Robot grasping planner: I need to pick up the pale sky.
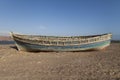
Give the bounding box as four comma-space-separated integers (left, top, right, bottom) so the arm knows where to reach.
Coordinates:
0, 0, 120, 40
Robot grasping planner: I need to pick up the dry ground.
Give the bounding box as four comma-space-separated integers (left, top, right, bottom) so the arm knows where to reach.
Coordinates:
0, 43, 120, 80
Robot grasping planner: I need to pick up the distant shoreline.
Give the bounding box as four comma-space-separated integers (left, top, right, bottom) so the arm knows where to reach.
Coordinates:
0, 41, 14, 45
111, 40, 120, 43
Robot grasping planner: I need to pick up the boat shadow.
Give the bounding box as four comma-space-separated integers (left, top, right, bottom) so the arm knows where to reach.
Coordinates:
10, 46, 19, 51
10, 46, 57, 53
71, 49, 101, 53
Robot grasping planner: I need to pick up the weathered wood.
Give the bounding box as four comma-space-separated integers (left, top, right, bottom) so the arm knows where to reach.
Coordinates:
10, 32, 112, 52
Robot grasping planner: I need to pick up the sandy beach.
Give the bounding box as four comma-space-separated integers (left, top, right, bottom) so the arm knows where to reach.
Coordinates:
0, 42, 120, 80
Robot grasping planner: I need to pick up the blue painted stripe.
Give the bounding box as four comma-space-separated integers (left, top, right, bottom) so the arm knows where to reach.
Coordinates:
15, 40, 110, 51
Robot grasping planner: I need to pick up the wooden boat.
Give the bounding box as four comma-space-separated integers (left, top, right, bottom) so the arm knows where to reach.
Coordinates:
10, 32, 112, 52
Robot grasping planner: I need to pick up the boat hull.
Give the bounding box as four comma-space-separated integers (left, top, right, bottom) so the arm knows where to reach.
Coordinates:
14, 39, 111, 52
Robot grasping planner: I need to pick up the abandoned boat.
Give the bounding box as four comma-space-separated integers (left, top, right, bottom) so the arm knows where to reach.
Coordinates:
10, 32, 112, 51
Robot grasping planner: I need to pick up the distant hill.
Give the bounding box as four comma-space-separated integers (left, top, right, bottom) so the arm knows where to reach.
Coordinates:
0, 36, 12, 41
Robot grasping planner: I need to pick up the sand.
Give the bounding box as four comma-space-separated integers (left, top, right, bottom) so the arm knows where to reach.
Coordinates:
0, 43, 120, 80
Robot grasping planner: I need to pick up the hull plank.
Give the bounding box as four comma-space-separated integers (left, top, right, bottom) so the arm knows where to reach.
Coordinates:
10, 32, 112, 52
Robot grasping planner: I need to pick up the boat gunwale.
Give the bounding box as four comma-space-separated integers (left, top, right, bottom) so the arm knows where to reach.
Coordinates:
11, 32, 112, 38
11, 32, 112, 46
